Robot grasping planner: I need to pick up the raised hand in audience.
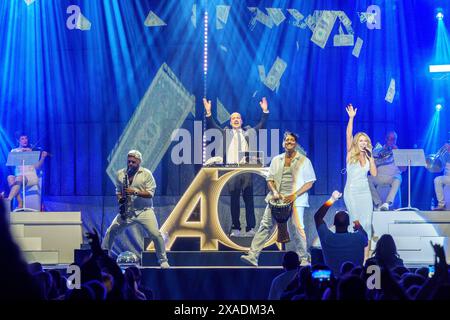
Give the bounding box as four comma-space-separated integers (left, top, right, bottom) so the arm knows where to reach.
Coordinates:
85, 229, 104, 257
431, 242, 448, 283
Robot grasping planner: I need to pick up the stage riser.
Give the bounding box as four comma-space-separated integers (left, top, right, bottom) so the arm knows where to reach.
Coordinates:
15, 237, 42, 251
144, 237, 255, 252
10, 224, 25, 238
10, 212, 83, 264
388, 224, 449, 237
142, 251, 285, 267
373, 211, 450, 264
23, 251, 59, 265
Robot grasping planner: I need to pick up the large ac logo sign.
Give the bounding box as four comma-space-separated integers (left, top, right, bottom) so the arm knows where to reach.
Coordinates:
147, 167, 281, 251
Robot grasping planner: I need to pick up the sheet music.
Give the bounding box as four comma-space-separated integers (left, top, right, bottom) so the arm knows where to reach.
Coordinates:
6, 151, 41, 166
392, 149, 426, 167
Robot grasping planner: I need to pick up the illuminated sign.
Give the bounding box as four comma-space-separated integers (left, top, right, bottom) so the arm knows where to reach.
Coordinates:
147, 167, 281, 251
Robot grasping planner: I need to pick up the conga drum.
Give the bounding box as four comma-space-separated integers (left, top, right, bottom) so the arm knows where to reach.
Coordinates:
268, 199, 293, 243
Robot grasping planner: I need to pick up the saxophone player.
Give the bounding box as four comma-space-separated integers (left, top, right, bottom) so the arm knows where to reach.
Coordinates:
368, 131, 406, 210
102, 150, 170, 268
432, 142, 450, 211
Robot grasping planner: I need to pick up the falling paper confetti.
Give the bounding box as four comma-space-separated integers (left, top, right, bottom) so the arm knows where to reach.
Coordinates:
311, 11, 337, 49
191, 4, 197, 28
216, 98, 231, 124
216, 5, 231, 30
248, 7, 274, 30
144, 11, 167, 27
266, 8, 286, 26
263, 57, 287, 91
258, 65, 266, 82
76, 13, 91, 31
385, 79, 396, 103
333, 25, 354, 46
352, 37, 363, 58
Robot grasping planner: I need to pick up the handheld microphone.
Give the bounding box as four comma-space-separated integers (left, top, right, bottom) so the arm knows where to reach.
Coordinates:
364, 148, 372, 158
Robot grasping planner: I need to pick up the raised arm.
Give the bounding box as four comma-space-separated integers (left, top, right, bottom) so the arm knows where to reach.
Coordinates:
346, 104, 357, 154
203, 98, 221, 130
253, 97, 269, 131
314, 191, 342, 228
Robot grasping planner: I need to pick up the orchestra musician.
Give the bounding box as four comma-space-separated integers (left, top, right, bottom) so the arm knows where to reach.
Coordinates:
6, 132, 48, 210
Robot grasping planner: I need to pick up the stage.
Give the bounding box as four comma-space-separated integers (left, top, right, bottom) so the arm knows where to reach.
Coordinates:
1, 0, 450, 303
9, 209, 450, 299
10, 209, 450, 265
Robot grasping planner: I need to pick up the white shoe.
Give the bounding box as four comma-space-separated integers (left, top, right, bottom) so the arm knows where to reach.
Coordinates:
230, 229, 241, 237
433, 205, 446, 211
160, 261, 170, 269
379, 203, 389, 211
243, 228, 256, 237
240, 255, 258, 267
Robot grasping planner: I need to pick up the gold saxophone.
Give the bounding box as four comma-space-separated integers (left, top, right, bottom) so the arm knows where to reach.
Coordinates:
119, 172, 132, 220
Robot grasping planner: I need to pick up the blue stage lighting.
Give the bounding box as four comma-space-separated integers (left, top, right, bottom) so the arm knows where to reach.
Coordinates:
429, 64, 450, 72
436, 103, 443, 111
436, 8, 444, 21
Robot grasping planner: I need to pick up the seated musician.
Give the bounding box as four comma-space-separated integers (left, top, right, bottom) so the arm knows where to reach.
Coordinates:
432, 142, 450, 211
368, 131, 405, 211
6, 133, 48, 209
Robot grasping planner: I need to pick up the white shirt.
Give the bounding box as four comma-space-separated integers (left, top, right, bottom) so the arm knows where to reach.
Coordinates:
116, 167, 156, 211
266, 152, 316, 207
226, 129, 248, 164
377, 163, 402, 179
375, 154, 402, 179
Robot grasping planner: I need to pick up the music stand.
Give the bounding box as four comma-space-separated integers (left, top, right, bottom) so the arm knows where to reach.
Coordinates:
6, 151, 41, 212
392, 149, 426, 211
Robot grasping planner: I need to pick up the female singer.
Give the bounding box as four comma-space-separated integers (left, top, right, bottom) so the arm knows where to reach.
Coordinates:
6, 133, 48, 209
344, 104, 377, 260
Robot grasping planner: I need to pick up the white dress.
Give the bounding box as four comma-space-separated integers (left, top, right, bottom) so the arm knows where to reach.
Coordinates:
344, 160, 373, 238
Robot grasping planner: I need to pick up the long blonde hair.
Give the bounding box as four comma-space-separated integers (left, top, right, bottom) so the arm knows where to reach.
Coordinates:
348, 132, 373, 164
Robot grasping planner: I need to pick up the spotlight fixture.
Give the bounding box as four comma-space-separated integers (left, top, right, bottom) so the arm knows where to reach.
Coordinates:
436, 8, 444, 21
